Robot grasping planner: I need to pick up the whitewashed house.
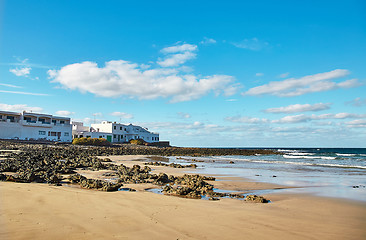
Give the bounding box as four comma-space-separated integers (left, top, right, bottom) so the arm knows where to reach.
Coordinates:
0, 111, 72, 142
72, 122, 113, 141
73, 121, 159, 143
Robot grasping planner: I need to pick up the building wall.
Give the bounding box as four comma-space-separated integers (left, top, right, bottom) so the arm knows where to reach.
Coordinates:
0, 111, 72, 142
0, 121, 21, 139
85, 122, 160, 143
73, 131, 112, 140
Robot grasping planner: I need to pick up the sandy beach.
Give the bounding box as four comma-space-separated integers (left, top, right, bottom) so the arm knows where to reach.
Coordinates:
1, 155, 366, 240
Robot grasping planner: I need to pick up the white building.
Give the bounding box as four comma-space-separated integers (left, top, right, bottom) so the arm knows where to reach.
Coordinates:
72, 121, 159, 143
0, 111, 72, 142
72, 122, 113, 141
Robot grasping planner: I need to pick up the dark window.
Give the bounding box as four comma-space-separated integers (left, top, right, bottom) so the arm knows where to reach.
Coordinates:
24, 116, 31, 122
7, 116, 15, 122
120, 127, 122, 130
60, 120, 65, 124
114, 126, 116, 130
64, 132, 69, 136
39, 131, 46, 135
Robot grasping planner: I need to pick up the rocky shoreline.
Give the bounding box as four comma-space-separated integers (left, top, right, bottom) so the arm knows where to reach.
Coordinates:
0, 140, 274, 202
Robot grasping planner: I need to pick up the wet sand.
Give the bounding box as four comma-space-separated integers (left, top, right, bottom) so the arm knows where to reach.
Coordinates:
1, 155, 366, 240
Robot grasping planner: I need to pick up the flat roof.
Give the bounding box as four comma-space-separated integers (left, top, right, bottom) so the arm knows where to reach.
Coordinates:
0, 111, 21, 116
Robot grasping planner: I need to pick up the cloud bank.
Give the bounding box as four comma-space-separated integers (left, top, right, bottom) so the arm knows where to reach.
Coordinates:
0, 103, 43, 112
264, 103, 331, 114
48, 43, 237, 103
243, 69, 360, 97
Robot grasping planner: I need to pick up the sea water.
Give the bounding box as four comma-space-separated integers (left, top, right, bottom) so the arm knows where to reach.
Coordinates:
170, 148, 366, 201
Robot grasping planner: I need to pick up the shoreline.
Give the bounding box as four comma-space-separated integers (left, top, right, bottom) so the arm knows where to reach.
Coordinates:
1, 142, 366, 239
2, 155, 366, 239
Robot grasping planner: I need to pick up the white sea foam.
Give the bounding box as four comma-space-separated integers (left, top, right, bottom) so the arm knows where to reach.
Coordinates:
320, 156, 337, 160
283, 155, 335, 160
288, 152, 315, 156
277, 149, 298, 153
336, 153, 356, 157
283, 155, 315, 159
213, 156, 366, 169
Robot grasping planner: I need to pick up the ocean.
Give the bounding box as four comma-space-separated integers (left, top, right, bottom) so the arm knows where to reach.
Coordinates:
170, 148, 366, 201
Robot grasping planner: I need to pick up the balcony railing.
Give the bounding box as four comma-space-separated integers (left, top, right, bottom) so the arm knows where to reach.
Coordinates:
22, 120, 53, 127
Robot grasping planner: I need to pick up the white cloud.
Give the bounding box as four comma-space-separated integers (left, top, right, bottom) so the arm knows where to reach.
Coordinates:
177, 112, 191, 119
345, 119, 366, 128
157, 43, 198, 67
225, 115, 269, 124
0, 83, 22, 88
243, 69, 360, 97
9, 67, 31, 77
272, 114, 311, 123
273, 113, 366, 124
345, 97, 366, 107
0, 103, 43, 112
231, 38, 269, 51
264, 103, 331, 114
110, 112, 134, 119
160, 43, 197, 54
55, 110, 75, 116
200, 37, 217, 45
49, 59, 236, 103
157, 51, 197, 67
278, 72, 290, 78
321, 113, 366, 119
0, 90, 49, 96
255, 73, 264, 77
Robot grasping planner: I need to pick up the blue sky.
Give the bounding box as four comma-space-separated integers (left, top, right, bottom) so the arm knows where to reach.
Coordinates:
0, 0, 365, 147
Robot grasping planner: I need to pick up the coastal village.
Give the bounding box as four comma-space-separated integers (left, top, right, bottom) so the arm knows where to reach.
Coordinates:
0, 110, 161, 144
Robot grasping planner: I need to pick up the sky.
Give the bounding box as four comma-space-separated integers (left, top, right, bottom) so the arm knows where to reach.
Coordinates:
0, 0, 365, 147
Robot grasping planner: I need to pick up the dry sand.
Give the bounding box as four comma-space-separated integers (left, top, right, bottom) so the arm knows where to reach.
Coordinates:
1, 155, 365, 240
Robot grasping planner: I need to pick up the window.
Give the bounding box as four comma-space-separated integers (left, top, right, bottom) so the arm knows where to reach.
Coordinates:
24, 116, 31, 122
64, 132, 69, 136
113, 134, 117, 138
60, 120, 65, 124
50, 132, 57, 136
114, 126, 116, 130
52, 120, 56, 125
120, 127, 122, 130
39, 131, 46, 135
